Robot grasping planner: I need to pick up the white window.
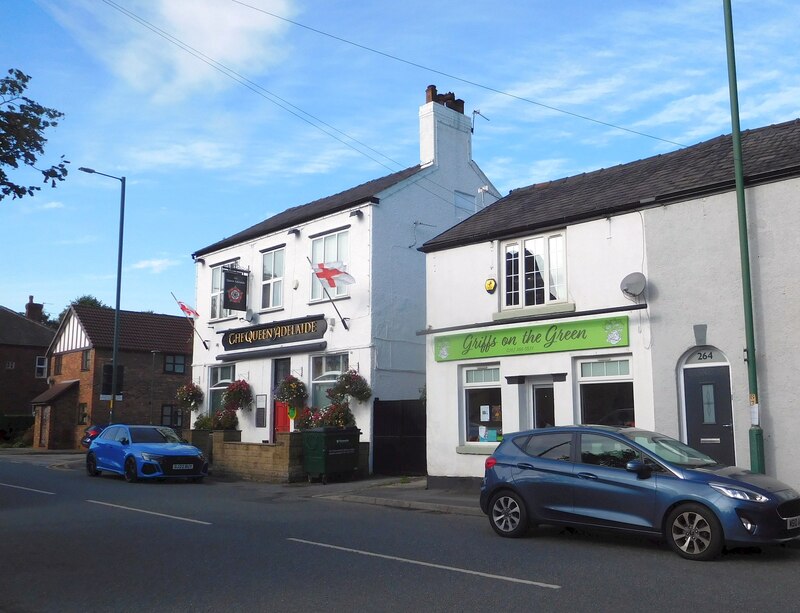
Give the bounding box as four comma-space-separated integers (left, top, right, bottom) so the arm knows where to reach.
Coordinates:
35, 356, 47, 378
503, 232, 566, 309
311, 353, 348, 408
261, 248, 284, 310
464, 366, 502, 443
577, 358, 634, 426
211, 265, 232, 320
311, 229, 349, 301
209, 364, 235, 413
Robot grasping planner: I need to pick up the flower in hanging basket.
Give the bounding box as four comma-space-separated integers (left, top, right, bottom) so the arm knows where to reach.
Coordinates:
222, 379, 253, 411
176, 382, 204, 410
327, 369, 372, 404
275, 374, 308, 409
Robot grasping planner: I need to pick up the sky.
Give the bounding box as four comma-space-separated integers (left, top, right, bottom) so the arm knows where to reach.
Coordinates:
2, 0, 799, 320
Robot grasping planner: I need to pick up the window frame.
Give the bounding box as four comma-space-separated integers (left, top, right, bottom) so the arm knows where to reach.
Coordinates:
81, 349, 91, 371
164, 354, 186, 374
35, 356, 47, 378
261, 247, 285, 311
502, 231, 566, 310
210, 264, 233, 320
576, 357, 635, 426
54, 354, 62, 375
310, 229, 350, 301
463, 365, 502, 444
209, 364, 236, 414
310, 353, 349, 408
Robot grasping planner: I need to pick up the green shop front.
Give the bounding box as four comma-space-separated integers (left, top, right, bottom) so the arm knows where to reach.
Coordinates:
425, 313, 649, 484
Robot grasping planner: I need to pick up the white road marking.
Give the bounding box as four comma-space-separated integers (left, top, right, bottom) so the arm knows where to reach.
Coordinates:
287, 538, 561, 589
87, 500, 212, 525
0, 482, 55, 495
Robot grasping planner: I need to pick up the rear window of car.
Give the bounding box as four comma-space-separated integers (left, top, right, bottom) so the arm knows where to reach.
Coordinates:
516, 432, 573, 461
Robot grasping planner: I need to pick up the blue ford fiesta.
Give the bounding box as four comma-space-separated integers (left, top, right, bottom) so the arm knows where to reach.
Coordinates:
86, 424, 208, 483
480, 425, 800, 560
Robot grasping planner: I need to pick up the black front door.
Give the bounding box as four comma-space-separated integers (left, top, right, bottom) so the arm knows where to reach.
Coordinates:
683, 366, 735, 466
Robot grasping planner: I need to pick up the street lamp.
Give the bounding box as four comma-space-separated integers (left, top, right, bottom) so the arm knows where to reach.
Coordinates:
79, 166, 126, 425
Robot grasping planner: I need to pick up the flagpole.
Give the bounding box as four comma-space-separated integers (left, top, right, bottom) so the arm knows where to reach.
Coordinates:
171, 292, 210, 350
307, 258, 350, 331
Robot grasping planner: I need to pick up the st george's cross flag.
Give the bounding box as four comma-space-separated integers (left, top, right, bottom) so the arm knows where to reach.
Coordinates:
178, 301, 200, 318
313, 262, 355, 288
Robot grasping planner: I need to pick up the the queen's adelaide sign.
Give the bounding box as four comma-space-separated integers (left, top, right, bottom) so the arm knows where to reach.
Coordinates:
434, 316, 628, 362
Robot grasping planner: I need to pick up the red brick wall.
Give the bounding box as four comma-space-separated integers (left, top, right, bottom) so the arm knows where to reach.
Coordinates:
0, 344, 49, 417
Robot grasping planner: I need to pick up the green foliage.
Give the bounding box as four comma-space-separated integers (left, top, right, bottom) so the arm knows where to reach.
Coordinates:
222, 379, 252, 411
176, 382, 204, 409
293, 402, 356, 430
1, 69, 69, 201
57, 295, 108, 324
212, 408, 239, 430
327, 369, 372, 404
193, 413, 213, 430
274, 374, 308, 409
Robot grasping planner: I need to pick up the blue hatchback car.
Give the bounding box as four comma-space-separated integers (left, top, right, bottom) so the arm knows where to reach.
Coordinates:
86, 424, 208, 483
480, 425, 800, 560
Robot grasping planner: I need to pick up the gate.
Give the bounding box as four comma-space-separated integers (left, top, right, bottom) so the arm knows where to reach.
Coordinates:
372, 399, 426, 476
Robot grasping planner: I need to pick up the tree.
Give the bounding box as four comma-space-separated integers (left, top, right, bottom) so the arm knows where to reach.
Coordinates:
57, 295, 108, 324
1, 68, 69, 201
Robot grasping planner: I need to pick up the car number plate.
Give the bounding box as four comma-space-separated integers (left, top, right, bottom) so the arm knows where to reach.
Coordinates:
173, 463, 193, 470
788, 516, 800, 530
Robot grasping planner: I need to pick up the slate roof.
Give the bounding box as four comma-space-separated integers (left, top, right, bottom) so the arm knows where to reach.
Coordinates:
0, 306, 55, 347
194, 164, 423, 258
69, 305, 193, 354
420, 118, 800, 253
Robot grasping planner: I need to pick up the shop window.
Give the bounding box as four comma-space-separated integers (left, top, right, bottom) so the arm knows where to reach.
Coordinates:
311, 229, 349, 301
261, 247, 284, 310
311, 353, 348, 408
164, 354, 186, 374
209, 364, 235, 413
503, 232, 566, 310
211, 265, 233, 320
35, 356, 47, 378
464, 366, 502, 443
578, 358, 634, 426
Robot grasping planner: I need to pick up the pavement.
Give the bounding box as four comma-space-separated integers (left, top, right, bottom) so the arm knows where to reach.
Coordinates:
0, 447, 484, 517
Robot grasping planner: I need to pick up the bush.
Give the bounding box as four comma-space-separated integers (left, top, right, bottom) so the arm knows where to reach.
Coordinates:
193, 413, 213, 430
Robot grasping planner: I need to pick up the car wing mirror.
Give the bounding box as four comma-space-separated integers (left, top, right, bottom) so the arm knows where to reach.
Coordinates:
120, 438, 130, 446
626, 459, 652, 479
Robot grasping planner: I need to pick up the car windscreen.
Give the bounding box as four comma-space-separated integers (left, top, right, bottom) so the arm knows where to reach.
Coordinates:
622, 430, 719, 467
130, 427, 181, 444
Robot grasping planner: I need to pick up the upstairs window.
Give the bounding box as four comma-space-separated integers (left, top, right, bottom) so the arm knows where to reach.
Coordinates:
261, 247, 285, 310
503, 232, 566, 309
54, 354, 62, 375
311, 229, 349, 301
164, 354, 186, 374
81, 350, 91, 371
35, 356, 47, 378
211, 265, 233, 320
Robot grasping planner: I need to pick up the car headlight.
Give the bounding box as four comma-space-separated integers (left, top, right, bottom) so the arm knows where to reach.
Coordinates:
141, 452, 164, 462
710, 483, 769, 503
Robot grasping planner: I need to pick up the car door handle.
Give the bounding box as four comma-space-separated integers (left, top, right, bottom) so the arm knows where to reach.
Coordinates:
577, 472, 598, 480
516, 462, 534, 470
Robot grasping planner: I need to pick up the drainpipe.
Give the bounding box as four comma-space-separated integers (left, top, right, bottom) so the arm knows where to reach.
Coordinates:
723, 0, 764, 473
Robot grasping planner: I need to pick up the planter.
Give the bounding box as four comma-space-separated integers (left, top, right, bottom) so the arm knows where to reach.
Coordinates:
302, 427, 360, 484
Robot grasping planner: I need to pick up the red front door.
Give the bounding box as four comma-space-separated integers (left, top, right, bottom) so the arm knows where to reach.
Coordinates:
273, 358, 292, 440
274, 401, 290, 434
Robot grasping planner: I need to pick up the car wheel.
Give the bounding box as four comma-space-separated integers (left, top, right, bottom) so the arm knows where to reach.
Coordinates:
86, 453, 101, 477
666, 503, 724, 561
489, 491, 529, 538
124, 457, 138, 483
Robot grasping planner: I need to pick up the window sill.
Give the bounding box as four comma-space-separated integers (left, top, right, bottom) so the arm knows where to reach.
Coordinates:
456, 444, 498, 455
492, 301, 576, 322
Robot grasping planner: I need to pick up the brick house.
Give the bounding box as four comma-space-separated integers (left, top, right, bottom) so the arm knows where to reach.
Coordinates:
31, 304, 194, 449
0, 297, 54, 430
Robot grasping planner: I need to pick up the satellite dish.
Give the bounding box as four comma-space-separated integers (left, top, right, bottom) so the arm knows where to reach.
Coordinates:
620, 272, 647, 297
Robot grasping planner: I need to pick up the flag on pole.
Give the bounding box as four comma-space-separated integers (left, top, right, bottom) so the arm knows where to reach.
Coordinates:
313, 261, 355, 288
178, 301, 200, 318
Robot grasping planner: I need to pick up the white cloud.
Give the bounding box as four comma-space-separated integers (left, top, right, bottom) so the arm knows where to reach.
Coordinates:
131, 258, 180, 274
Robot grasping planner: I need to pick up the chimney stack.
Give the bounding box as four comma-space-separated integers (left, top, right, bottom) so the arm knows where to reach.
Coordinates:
419, 84, 472, 167
425, 84, 465, 114
25, 295, 44, 323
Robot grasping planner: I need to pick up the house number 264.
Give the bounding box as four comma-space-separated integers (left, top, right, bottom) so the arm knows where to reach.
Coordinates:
696, 351, 714, 360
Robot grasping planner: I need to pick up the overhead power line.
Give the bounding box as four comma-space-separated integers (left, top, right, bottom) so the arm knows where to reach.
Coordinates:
231, 0, 688, 149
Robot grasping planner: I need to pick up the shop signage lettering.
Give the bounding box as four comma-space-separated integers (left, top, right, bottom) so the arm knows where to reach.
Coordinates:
221, 315, 327, 351
434, 316, 628, 362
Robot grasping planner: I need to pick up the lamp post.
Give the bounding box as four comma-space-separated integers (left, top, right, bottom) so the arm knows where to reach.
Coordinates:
79, 166, 126, 425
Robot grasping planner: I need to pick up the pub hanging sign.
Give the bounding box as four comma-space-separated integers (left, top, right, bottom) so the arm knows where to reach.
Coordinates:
221, 315, 328, 351
223, 269, 248, 312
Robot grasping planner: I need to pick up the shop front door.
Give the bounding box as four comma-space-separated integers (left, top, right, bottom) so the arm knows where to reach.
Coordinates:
683, 365, 735, 466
